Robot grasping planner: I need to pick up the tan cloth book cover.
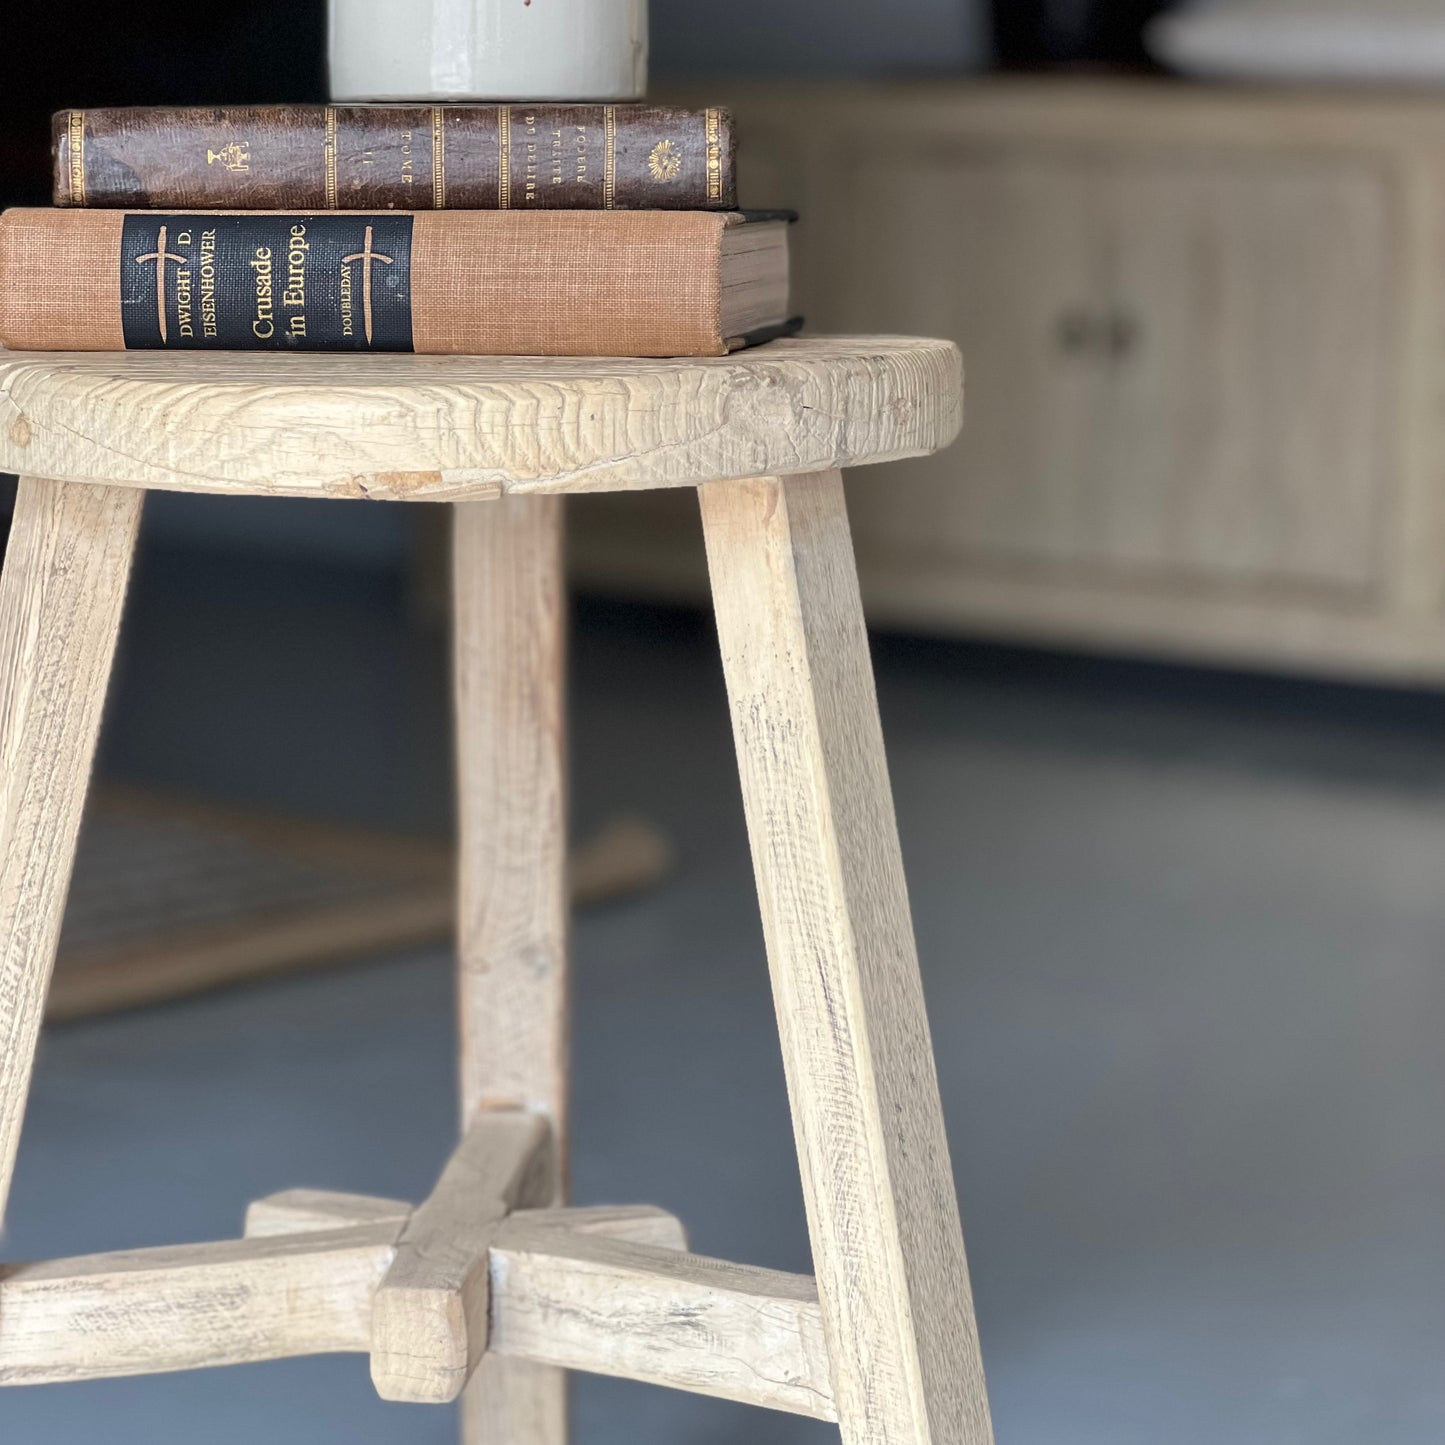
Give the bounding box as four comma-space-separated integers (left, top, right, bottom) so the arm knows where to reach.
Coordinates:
0, 209, 792, 358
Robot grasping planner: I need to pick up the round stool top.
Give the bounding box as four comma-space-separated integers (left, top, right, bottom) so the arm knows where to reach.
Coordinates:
0, 336, 961, 502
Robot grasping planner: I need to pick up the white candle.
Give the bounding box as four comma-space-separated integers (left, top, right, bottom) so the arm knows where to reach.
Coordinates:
328, 0, 649, 102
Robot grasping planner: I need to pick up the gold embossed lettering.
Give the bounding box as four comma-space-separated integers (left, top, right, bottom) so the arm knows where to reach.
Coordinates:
251, 246, 274, 338
199, 229, 218, 337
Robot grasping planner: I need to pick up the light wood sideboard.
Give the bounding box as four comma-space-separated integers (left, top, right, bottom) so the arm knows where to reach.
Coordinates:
573, 79, 1445, 684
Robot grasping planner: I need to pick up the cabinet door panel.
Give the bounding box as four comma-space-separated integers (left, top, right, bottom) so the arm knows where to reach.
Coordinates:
827, 144, 1393, 596
824, 149, 1110, 567
1098, 156, 1393, 589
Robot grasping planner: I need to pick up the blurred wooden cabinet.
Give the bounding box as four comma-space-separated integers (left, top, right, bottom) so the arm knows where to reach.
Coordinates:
831, 147, 1391, 593
573, 80, 1445, 683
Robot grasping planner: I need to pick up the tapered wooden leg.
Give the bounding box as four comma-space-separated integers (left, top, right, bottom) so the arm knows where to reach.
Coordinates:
701, 471, 994, 1445
0, 477, 143, 1227
453, 494, 569, 1445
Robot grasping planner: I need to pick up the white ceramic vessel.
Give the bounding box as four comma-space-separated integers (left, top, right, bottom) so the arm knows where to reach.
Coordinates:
328, 0, 648, 102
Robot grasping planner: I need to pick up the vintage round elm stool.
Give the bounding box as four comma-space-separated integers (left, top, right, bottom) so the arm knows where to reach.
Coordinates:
0, 336, 993, 1445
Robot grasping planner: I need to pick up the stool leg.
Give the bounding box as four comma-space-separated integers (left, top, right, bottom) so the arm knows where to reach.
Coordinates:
453, 495, 569, 1445
700, 471, 994, 1445
0, 477, 143, 1227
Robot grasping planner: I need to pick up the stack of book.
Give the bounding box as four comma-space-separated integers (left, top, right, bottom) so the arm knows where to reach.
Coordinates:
0, 105, 795, 357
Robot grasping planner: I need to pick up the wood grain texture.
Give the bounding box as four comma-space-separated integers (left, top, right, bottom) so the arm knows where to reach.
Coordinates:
370, 1109, 553, 1403
0, 1204, 692, 1389
524, 1206, 686, 1252
245, 1189, 413, 1237
460, 1356, 567, 1444
455, 494, 570, 1130
245, 1190, 687, 1254
700, 471, 993, 1445
454, 491, 571, 1442
0, 338, 963, 500
0, 1223, 401, 1385
0, 477, 142, 1226
489, 1225, 835, 1421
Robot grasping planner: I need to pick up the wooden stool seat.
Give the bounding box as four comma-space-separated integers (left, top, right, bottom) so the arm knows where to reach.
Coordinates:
0, 336, 962, 501
0, 335, 993, 1445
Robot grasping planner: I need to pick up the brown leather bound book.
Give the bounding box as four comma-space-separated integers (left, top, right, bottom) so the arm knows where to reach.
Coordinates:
53, 105, 736, 212
0, 209, 793, 358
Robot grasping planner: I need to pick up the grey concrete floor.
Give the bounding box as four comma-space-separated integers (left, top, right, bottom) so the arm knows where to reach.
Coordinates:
3, 536, 1443, 1443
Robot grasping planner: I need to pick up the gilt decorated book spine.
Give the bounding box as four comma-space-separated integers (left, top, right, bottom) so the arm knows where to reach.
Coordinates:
0, 209, 743, 357
53, 105, 735, 212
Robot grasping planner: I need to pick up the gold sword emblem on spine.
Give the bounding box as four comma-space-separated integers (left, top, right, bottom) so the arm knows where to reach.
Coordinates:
342, 224, 395, 345
135, 225, 186, 344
